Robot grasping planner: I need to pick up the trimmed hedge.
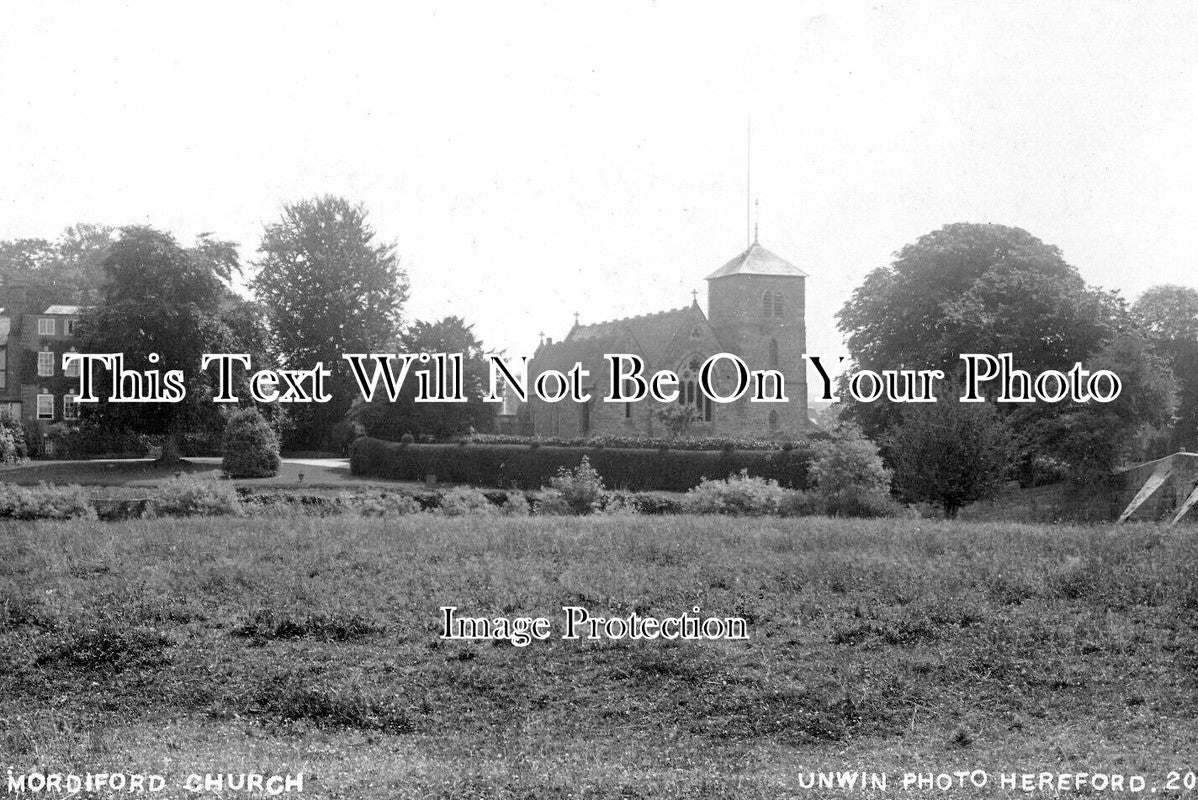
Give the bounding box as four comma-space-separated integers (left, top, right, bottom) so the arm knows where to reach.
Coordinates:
350, 437, 814, 492
464, 432, 827, 452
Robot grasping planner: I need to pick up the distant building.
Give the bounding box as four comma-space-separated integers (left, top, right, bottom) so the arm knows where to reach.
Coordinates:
0, 283, 85, 428
527, 238, 808, 438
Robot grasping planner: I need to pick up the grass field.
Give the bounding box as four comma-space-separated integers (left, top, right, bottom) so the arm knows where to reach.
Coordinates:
2, 515, 1197, 798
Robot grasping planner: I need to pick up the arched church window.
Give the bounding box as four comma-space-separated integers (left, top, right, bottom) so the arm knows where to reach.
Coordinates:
762, 291, 773, 317
677, 356, 714, 423
690, 325, 702, 340
772, 293, 784, 319
768, 410, 779, 429
768, 338, 779, 367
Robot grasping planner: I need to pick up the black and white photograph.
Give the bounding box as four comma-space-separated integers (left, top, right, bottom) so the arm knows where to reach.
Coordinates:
2, 2, 1197, 798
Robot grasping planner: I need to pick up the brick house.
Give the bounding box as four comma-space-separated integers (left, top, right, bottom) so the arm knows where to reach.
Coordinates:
0, 284, 86, 430
527, 238, 808, 438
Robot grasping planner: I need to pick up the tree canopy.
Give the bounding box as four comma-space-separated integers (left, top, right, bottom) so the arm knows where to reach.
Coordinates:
350, 316, 497, 441
251, 196, 409, 447
74, 227, 245, 461
1133, 284, 1198, 451
837, 223, 1174, 477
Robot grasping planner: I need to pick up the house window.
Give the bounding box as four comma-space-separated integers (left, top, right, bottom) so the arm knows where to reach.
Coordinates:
37, 318, 55, 336
37, 394, 54, 420
65, 319, 77, 335
64, 349, 80, 378
0, 402, 19, 419
63, 394, 79, 420
37, 350, 54, 377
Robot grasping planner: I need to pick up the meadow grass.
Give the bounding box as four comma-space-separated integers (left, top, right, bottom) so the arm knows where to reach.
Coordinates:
2, 515, 1197, 798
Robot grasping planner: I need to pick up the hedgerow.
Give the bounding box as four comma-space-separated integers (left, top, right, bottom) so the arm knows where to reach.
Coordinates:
350, 437, 814, 492
465, 432, 826, 451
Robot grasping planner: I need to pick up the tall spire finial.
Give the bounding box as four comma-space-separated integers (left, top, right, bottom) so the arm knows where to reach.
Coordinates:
573, 311, 580, 325
746, 114, 752, 249
754, 198, 759, 243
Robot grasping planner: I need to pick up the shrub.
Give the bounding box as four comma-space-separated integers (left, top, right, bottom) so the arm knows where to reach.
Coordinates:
810, 427, 893, 516
499, 491, 530, 516
350, 438, 814, 492
547, 456, 605, 514
151, 477, 242, 517
532, 489, 573, 516
820, 486, 909, 518
684, 470, 791, 516
46, 422, 148, 459
222, 408, 281, 478
21, 420, 46, 459
779, 489, 819, 517
884, 400, 1016, 518
436, 486, 499, 516
0, 482, 96, 520
0, 416, 26, 462
353, 492, 423, 517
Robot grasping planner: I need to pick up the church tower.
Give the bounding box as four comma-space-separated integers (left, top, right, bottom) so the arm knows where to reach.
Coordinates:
705, 237, 808, 434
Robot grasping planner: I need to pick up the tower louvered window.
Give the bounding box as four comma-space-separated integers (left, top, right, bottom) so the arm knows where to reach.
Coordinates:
763, 291, 784, 319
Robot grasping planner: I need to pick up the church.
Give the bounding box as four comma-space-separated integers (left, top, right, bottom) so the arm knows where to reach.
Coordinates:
527, 236, 808, 439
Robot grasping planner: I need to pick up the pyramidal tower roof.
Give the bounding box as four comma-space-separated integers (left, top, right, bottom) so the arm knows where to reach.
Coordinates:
705, 240, 807, 280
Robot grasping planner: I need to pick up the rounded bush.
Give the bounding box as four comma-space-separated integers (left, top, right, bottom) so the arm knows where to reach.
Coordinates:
222, 408, 281, 478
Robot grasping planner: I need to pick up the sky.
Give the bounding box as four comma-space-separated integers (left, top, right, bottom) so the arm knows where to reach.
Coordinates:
2, 1, 1196, 381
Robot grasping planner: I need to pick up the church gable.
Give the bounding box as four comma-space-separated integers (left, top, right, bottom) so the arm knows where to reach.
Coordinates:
567, 306, 697, 369
656, 304, 724, 373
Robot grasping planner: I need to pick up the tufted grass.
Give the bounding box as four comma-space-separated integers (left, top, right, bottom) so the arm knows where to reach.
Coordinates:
2, 515, 1197, 798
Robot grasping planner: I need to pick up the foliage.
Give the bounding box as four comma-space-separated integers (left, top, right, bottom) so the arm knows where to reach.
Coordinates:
0, 482, 96, 520
1134, 284, 1198, 341
465, 432, 825, 451
0, 416, 26, 463
436, 486, 501, 517
343, 492, 424, 517
351, 437, 815, 492
683, 470, 790, 516
835, 222, 1176, 479
809, 427, 896, 517
252, 196, 409, 449
150, 477, 242, 517
654, 404, 703, 438
73, 227, 245, 461
45, 421, 147, 458
0, 224, 114, 311
350, 316, 498, 442
1134, 285, 1198, 452
546, 456, 606, 514
1016, 334, 1177, 476
222, 408, 281, 478
835, 223, 1122, 440
884, 399, 1017, 518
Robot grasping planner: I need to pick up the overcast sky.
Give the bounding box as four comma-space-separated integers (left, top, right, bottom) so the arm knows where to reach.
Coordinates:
2, 1, 1196, 376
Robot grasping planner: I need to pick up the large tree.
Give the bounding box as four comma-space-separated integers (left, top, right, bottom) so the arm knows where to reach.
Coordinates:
1132, 284, 1198, 451
349, 316, 498, 441
884, 393, 1017, 517
74, 227, 242, 462
251, 196, 409, 448
0, 224, 114, 310
837, 223, 1172, 477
